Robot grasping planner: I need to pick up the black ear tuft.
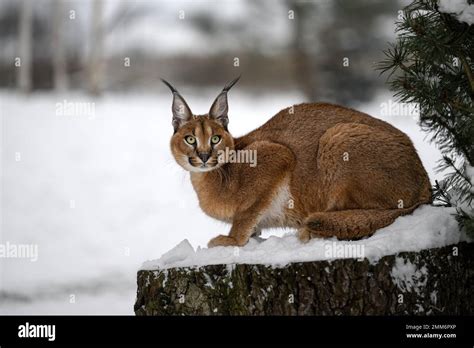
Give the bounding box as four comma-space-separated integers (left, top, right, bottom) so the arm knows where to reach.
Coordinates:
209, 76, 241, 129
222, 75, 241, 93
161, 78, 179, 94
161, 78, 193, 132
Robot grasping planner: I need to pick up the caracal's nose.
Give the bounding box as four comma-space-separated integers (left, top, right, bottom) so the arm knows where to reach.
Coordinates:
198, 152, 211, 163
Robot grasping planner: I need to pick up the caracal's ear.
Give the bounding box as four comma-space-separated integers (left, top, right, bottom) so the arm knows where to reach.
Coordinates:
161, 78, 193, 132
209, 76, 240, 130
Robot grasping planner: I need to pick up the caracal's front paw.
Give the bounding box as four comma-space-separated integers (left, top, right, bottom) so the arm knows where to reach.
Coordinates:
207, 235, 240, 248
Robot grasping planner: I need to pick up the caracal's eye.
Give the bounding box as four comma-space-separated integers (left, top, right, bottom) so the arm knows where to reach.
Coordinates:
185, 135, 196, 145
211, 135, 221, 144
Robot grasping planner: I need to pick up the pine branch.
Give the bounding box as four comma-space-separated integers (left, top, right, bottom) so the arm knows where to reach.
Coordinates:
379, 0, 474, 233
459, 53, 474, 95
432, 180, 452, 207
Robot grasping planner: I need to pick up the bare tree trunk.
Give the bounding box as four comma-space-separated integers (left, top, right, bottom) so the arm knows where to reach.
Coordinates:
17, 0, 33, 93
52, 0, 68, 91
88, 0, 104, 95
290, 2, 317, 101
135, 242, 474, 315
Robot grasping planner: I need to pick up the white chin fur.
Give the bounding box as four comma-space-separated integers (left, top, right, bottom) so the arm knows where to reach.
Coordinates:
182, 162, 219, 173
178, 156, 219, 172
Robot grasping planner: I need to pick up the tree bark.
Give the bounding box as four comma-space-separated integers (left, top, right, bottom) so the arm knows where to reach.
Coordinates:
17, 0, 33, 93
135, 242, 473, 315
52, 0, 68, 91
88, 0, 104, 95
289, 1, 318, 102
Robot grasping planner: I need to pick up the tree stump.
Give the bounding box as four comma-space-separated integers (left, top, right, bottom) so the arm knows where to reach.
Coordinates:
134, 242, 473, 315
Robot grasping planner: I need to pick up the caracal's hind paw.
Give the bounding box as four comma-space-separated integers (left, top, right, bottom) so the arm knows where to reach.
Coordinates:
297, 228, 312, 243
298, 226, 335, 243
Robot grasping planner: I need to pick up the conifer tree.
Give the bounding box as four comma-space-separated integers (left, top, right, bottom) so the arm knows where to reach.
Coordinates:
378, 0, 473, 236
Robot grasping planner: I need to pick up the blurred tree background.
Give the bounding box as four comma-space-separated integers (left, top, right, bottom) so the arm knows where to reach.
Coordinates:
0, 0, 403, 104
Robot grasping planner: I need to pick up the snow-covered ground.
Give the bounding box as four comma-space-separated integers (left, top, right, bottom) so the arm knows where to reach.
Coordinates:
0, 89, 453, 314
142, 205, 468, 269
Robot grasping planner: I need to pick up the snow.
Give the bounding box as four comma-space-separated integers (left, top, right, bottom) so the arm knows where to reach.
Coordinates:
390, 257, 428, 294
439, 0, 474, 25
0, 90, 458, 314
141, 205, 470, 270
0, 89, 302, 314
430, 290, 438, 305
467, 165, 474, 193
158, 239, 195, 266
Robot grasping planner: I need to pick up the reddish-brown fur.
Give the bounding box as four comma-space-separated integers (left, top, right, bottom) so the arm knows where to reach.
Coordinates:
166, 82, 432, 248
